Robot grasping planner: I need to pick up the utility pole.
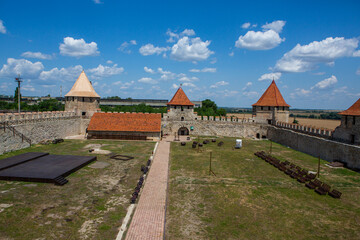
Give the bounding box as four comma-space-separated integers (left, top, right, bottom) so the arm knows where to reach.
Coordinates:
209, 151, 216, 176
317, 156, 320, 178
15, 74, 22, 113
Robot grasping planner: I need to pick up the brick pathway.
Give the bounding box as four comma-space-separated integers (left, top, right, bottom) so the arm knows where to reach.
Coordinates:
125, 139, 170, 240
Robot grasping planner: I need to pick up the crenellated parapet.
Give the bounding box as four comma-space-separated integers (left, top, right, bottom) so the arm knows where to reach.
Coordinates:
274, 121, 334, 139
162, 114, 255, 123
0, 111, 78, 123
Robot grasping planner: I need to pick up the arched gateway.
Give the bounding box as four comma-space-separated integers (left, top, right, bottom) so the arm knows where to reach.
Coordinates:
178, 127, 189, 136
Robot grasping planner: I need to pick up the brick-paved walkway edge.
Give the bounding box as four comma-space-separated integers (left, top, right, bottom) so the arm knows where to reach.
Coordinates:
125, 140, 170, 240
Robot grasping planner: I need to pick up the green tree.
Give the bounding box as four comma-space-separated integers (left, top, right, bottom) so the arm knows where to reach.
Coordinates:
217, 108, 227, 116
194, 99, 227, 116
14, 87, 21, 105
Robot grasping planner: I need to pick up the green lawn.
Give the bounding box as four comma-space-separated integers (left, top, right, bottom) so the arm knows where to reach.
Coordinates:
166, 137, 360, 240
0, 139, 155, 240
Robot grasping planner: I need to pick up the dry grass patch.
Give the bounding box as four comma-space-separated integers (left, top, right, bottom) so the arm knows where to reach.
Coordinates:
0, 139, 155, 240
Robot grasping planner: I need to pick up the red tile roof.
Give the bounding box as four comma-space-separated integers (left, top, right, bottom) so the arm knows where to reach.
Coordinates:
252, 80, 290, 107
87, 112, 161, 132
167, 87, 194, 106
338, 98, 360, 116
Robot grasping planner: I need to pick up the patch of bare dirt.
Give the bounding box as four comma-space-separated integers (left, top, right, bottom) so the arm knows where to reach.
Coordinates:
78, 217, 103, 240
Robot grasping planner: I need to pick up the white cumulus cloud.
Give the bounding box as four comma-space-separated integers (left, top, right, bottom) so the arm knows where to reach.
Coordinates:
166, 29, 196, 42
241, 22, 251, 29
113, 80, 134, 89
59, 37, 99, 57
258, 72, 282, 81
242, 82, 253, 91
22, 84, 35, 92
182, 82, 196, 88
182, 29, 196, 36
158, 67, 176, 80
118, 40, 137, 53
139, 44, 169, 56
0, 20, 6, 34
178, 76, 198, 82
0, 58, 44, 79
88, 64, 124, 78
353, 50, 360, 57
210, 81, 229, 88
39, 65, 83, 82
262, 20, 286, 33
170, 36, 214, 61
242, 91, 258, 98
189, 67, 216, 73
144, 66, 155, 74
275, 37, 359, 72
311, 75, 338, 90
138, 77, 158, 84
235, 29, 285, 50
291, 88, 311, 98
21, 51, 53, 60
166, 29, 179, 43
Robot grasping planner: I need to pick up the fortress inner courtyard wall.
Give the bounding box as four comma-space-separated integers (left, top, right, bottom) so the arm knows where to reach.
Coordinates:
162, 120, 269, 138
0, 112, 90, 154
268, 126, 360, 170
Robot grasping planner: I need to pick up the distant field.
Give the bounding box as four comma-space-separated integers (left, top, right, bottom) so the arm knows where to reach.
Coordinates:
289, 117, 340, 130
227, 113, 340, 130
228, 113, 253, 118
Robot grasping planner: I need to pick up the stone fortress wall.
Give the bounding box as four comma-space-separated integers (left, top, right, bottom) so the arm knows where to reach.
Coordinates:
162, 115, 268, 138
162, 115, 360, 169
274, 121, 334, 139
0, 111, 90, 154
267, 126, 360, 170
0, 110, 359, 169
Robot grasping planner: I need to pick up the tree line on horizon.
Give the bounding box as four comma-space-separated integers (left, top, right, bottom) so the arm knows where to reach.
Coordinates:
0, 89, 227, 116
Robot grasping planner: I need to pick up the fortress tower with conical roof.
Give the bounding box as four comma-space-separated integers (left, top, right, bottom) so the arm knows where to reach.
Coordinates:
65, 71, 100, 117
164, 87, 198, 122
252, 80, 290, 124
333, 98, 360, 144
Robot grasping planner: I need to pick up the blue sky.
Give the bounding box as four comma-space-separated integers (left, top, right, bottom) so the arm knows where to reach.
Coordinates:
0, 0, 360, 109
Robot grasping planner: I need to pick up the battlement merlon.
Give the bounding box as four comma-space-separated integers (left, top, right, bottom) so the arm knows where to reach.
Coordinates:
0, 111, 78, 123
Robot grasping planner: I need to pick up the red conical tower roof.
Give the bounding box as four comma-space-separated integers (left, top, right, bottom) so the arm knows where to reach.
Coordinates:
338, 98, 360, 116
167, 87, 194, 106
252, 80, 290, 107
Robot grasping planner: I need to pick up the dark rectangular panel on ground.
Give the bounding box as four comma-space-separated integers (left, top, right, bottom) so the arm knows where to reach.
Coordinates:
0, 154, 96, 184
0, 152, 49, 171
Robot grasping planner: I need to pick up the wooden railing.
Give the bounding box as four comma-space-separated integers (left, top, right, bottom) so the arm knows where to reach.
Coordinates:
1, 122, 32, 146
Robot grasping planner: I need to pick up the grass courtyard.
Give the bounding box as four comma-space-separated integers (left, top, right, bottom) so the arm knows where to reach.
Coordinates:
166, 137, 360, 240
0, 139, 155, 240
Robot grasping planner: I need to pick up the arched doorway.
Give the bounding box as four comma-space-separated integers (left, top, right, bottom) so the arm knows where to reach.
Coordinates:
178, 127, 189, 136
